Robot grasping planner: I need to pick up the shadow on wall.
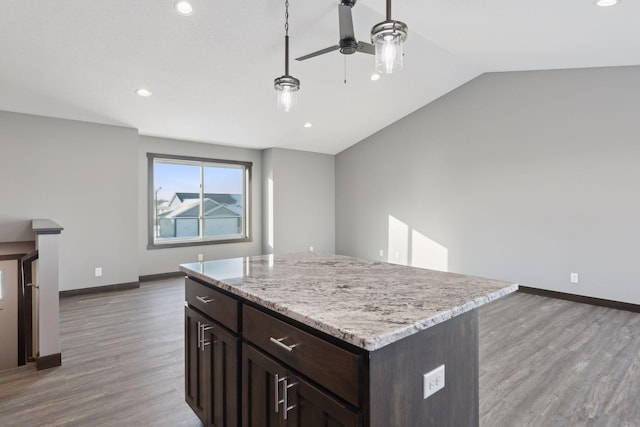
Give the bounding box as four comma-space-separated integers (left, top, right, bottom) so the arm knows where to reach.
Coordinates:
387, 215, 448, 272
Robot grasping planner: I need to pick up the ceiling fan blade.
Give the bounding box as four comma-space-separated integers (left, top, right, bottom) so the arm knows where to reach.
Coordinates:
338, 4, 355, 40
356, 41, 375, 55
295, 45, 340, 61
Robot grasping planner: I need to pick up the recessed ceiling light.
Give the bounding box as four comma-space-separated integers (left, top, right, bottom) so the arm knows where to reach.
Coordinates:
370, 73, 381, 81
136, 88, 152, 97
304, 122, 312, 128
594, 0, 619, 7
175, 1, 194, 15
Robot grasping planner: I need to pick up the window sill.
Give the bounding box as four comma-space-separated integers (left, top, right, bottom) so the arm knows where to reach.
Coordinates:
147, 236, 252, 250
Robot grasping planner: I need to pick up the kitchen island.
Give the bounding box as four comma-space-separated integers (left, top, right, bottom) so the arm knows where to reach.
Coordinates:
180, 252, 517, 427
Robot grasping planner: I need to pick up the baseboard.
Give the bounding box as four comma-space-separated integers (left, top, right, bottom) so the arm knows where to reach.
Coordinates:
36, 352, 61, 370
519, 286, 640, 313
59, 281, 140, 298
139, 271, 185, 282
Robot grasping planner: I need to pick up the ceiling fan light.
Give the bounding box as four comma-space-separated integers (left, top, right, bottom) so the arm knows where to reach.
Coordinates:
371, 20, 407, 74
274, 75, 300, 113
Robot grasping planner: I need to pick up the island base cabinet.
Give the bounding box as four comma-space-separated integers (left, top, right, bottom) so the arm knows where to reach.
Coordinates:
242, 343, 360, 427
185, 306, 239, 427
368, 309, 479, 427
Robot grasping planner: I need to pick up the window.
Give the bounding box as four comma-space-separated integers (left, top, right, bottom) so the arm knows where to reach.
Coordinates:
148, 153, 251, 249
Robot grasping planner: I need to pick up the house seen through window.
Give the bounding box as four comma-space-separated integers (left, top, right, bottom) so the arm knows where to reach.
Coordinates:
148, 154, 251, 248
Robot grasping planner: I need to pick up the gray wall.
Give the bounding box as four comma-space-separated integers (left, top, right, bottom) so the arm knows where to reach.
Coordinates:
0, 111, 139, 291
336, 66, 640, 305
0, 242, 35, 256
262, 148, 335, 254
138, 136, 263, 276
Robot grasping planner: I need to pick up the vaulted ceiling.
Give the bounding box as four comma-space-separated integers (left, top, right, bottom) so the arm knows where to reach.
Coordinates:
1, 0, 638, 154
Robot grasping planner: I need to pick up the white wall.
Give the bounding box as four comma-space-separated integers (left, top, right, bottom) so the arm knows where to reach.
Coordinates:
262, 148, 335, 254
336, 66, 640, 305
0, 111, 138, 291
138, 136, 263, 275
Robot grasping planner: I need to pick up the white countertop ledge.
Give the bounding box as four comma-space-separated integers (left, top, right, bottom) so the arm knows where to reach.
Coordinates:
180, 253, 518, 351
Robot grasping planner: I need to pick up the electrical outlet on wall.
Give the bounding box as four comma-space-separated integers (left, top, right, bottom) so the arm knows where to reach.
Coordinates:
570, 273, 579, 283
423, 365, 445, 399
197, 253, 204, 262
309, 246, 314, 252
95, 267, 102, 277
379, 249, 384, 257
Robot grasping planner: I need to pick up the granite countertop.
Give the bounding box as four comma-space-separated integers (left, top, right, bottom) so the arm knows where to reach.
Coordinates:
180, 252, 518, 351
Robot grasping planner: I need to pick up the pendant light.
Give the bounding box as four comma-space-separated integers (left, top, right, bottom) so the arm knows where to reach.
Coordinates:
274, 0, 300, 112
370, 0, 408, 74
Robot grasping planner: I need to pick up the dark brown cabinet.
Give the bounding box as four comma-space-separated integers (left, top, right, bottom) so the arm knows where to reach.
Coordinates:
185, 305, 239, 427
242, 343, 359, 427
187, 277, 361, 427
185, 306, 207, 421
186, 274, 479, 427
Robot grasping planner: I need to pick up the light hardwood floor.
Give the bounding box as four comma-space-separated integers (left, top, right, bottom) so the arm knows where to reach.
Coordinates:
0, 279, 638, 426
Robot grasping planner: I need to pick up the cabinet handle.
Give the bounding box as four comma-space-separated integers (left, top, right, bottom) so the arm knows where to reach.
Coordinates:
269, 337, 298, 352
196, 295, 216, 304
282, 378, 297, 420
200, 323, 213, 351
274, 374, 286, 413
197, 321, 201, 349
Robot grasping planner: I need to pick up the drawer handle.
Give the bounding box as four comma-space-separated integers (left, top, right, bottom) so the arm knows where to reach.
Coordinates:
196, 295, 216, 304
270, 337, 298, 352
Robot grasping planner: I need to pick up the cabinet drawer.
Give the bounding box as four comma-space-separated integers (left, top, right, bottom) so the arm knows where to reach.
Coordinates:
243, 305, 360, 406
186, 278, 238, 333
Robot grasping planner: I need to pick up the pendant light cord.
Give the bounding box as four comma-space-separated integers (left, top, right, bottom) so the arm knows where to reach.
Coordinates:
285, 0, 289, 37
284, 0, 290, 76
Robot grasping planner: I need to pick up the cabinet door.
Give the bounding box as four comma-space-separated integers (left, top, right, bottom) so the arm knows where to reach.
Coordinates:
242, 343, 287, 427
206, 322, 239, 427
242, 343, 360, 427
286, 375, 360, 427
185, 307, 208, 422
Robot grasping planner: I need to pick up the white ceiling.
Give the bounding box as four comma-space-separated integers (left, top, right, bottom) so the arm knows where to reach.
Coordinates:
1, 0, 638, 155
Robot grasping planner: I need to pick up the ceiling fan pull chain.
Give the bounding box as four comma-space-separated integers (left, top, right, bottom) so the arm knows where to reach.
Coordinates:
344, 56, 347, 84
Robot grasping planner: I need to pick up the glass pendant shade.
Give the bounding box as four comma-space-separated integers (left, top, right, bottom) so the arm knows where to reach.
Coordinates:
274, 75, 300, 113
371, 20, 407, 74
274, 0, 299, 113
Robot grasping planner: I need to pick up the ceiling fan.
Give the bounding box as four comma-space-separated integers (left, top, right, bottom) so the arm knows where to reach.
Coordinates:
295, 0, 374, 61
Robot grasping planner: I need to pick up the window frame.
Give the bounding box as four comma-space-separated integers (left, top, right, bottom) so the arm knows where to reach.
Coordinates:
147, 153, 252, 249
